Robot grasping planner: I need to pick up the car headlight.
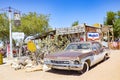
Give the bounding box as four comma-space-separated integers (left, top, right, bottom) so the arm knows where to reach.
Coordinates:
70, 60, 80, 65
74, 60, 80, 65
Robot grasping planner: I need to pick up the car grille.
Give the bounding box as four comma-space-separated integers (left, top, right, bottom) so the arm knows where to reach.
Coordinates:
51, 60, 70, 64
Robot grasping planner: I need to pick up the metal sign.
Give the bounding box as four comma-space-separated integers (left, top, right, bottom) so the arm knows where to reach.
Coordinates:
27, 41, 36, 52
56, 26, 85, 35
87, 32, 99, 40
12, 32, 24, 40
14, 12, 21, 26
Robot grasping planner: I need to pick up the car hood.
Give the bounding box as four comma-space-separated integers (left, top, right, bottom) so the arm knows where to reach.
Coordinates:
45, 50, 92, 60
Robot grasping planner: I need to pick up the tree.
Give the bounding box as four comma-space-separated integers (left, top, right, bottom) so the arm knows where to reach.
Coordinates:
0, 12, 51, 45
113, 11, 120, 38
117, 11, 120, 18
104, 11, 116, 25
113, 18, 120, 38
72, 21, 79, 27
13, 12, 50, 36
104, 11, 120, 39
0, 13, 9, 42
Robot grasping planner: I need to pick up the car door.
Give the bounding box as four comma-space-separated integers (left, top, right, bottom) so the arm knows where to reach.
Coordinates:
95, 42, 105, 61
92, 43, 100, 65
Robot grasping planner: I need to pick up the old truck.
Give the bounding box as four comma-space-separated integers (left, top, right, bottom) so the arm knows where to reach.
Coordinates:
44, 41, 110, 73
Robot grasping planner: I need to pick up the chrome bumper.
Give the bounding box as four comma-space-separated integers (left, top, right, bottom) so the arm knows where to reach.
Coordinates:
45, 63, 83, 71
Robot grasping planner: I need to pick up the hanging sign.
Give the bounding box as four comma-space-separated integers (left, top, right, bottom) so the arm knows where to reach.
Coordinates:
14, 12, 21, 26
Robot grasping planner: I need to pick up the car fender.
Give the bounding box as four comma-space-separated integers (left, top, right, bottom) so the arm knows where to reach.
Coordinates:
80, 55, 93, 67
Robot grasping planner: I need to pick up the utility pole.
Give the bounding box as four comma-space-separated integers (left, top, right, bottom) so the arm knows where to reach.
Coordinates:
0, 7, 20, 58
8, 7, 13, 58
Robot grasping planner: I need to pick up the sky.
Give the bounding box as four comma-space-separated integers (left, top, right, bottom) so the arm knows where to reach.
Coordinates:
0, 0, 120, 29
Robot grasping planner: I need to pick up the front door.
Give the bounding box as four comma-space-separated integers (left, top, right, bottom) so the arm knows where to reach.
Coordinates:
92, 43, 101, 65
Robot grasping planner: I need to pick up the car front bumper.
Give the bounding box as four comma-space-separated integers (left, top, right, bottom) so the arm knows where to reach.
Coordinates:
45, 63, 83, 71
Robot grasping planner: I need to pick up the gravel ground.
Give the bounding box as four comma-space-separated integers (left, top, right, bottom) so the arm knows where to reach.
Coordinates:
0, 50, 120, 80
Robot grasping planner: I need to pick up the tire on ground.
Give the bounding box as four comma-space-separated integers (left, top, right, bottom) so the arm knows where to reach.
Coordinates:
80, 62, 89, 74
103, 54, 109, 61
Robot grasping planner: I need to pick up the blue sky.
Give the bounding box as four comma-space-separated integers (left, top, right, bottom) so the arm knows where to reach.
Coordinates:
0, 0, 120, 28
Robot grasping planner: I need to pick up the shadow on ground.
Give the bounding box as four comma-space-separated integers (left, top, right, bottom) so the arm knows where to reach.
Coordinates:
89, 57, 110, 70
47, 69, 82, 76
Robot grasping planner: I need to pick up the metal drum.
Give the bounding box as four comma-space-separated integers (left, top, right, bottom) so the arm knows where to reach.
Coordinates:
0, 53, 3, 65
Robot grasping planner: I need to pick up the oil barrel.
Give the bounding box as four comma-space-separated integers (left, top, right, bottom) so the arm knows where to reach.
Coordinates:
0, 53, 3, 64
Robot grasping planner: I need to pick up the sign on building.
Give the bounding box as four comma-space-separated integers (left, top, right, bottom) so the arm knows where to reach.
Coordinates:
87, 32, 99, 40
56, 26, 85, 35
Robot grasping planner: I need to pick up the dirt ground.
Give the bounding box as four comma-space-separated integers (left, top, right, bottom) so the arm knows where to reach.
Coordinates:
0, 50, 120, 80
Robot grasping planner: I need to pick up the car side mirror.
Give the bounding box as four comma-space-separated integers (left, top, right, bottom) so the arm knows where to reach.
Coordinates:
93, 48, 97, 54
92, 48, 96, 51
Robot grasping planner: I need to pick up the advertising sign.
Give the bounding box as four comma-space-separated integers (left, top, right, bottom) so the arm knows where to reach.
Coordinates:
56, 26, 85, 35
87, 32, 99, 40
12, 32, 25, 40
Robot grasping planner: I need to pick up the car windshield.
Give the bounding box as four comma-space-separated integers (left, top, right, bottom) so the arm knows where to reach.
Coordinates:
65, 43, 91, 50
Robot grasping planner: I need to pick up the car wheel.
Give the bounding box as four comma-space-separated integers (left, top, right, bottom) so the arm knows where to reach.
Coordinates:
103, 54, 109, 61
80, 62, 89, 74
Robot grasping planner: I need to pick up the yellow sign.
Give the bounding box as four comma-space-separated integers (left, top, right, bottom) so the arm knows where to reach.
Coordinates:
27, 41, 36, 52
93, 23, 100, 28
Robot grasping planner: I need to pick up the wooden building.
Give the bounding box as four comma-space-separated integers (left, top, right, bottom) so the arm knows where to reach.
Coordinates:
56, 24, 102, 42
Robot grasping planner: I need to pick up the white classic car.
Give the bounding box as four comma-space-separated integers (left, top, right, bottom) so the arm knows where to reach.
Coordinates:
44, 41, 110, 73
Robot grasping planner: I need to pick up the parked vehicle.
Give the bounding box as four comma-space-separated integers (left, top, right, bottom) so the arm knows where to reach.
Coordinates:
44, 41, 110, 73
